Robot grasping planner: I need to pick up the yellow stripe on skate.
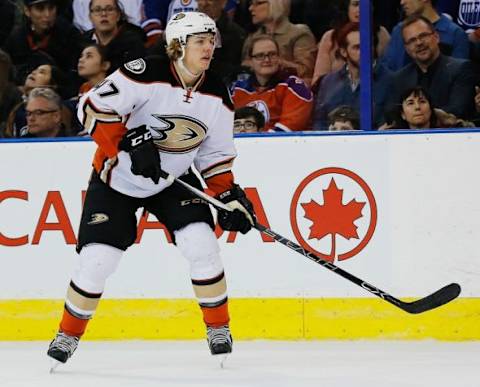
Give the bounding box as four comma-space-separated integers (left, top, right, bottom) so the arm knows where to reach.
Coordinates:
0, 298, 478, 340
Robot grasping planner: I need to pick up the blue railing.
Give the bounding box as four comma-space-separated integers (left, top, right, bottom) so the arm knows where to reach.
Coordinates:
359, 0, 373, 131
1, 128, 480, 144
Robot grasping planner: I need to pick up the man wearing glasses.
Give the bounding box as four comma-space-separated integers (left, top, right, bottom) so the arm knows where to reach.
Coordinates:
233, 106, 265, 133
380, 0, 469, 72
384, 15, 475, 125
21, 87, 66, 138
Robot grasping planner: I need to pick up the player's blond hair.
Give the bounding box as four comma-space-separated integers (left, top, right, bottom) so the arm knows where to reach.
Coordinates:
166, 39, 183, 61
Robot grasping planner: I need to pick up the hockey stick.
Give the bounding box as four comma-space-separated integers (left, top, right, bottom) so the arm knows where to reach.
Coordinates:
160, 170, 461, 314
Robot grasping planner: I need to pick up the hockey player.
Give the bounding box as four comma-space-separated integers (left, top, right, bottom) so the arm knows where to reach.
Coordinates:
47, 11, 256, 368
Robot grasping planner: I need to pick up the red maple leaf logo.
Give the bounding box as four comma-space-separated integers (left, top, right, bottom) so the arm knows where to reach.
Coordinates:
301, 178, 365, 261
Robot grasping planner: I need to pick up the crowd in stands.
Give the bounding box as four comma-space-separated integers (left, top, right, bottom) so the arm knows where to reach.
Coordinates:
1, 0, 480, 138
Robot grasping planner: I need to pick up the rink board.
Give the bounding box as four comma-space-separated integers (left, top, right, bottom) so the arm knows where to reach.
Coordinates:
0, 133, 479, 340
0, 298, 478, 341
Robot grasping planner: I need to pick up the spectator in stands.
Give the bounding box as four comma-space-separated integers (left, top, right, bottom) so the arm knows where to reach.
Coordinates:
3, 0, 84, 84
5, 63, 72, 137
77, 43, 111, 96
69, 43, 112, 135
327, 105, 360, 131
390, 85, 437, 129
312, 23, 392, 131
384, 15, 476, 122
312, 0, 391, 87
0, 50, 23, 137
84, 0, 146, 72
196, 0, 247, 85
22, 87, 68, 138
73, 0, 143, 32
241, 0, 317, 84
382, 86, 475, 129
380, 0, 469, 72
233, 35, 313, 132
0, 50, 22, 137
233, 106, 265, 133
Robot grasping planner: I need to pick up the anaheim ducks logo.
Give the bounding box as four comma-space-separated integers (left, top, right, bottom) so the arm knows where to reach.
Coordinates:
150, 114, 207, 153
173, 12, 186, 20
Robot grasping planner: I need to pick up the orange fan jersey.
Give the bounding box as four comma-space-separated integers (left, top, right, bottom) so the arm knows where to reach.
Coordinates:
232, 74, 314, 132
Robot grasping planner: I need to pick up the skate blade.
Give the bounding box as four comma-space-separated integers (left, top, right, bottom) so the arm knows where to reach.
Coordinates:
218, 354, 229, 369
49, 358, 62, 373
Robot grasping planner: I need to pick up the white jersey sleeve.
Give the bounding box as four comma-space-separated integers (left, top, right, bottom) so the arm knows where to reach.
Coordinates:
77, 62, 149, 135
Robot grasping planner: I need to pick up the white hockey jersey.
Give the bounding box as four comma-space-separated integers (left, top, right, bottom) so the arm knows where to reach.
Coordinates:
78, 56, 237, 198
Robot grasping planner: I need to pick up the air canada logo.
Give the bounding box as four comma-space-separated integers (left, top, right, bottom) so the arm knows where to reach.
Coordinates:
150, 114, 207, 153
290, 167, 377, 263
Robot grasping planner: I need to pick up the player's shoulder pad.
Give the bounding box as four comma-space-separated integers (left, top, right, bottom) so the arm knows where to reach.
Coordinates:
201, 71, 234, 111
119, 56, 170, 83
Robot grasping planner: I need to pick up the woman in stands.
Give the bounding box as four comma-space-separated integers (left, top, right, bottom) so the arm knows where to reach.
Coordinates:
233, 34, 313, 132
84, 0, 146, 72
385, 86, 474, 129
77, 43, 111, 96
242, 0, 317, 84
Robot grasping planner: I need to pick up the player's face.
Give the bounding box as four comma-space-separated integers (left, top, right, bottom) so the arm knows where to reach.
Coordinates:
26, 97, 61, 136
24, 64, 52, 89
184, 33, 215, 73
401, 92, 432, 128
197, 0, 227, 20
348, 0, 360, 23
89, 0, 121, 33
78, 46, 107, 79
250, 39, 279, 78
24, 2, 57, 34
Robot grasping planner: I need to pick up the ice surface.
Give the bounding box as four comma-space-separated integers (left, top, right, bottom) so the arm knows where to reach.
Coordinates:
0, 341, 478, 387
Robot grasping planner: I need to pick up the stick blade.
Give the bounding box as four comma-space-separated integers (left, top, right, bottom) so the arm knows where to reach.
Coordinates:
400, 283, 461, 314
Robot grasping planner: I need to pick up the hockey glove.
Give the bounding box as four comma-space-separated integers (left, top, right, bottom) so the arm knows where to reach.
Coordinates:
118, 125, 161, 184
216, 185, 256, 234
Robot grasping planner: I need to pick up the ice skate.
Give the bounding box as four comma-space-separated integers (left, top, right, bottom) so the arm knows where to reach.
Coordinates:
207, 325, 232, 368
47, 331, 79, 372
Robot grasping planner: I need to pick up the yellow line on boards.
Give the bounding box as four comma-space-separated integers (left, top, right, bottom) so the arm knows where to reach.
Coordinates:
0, 298, 477, 340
